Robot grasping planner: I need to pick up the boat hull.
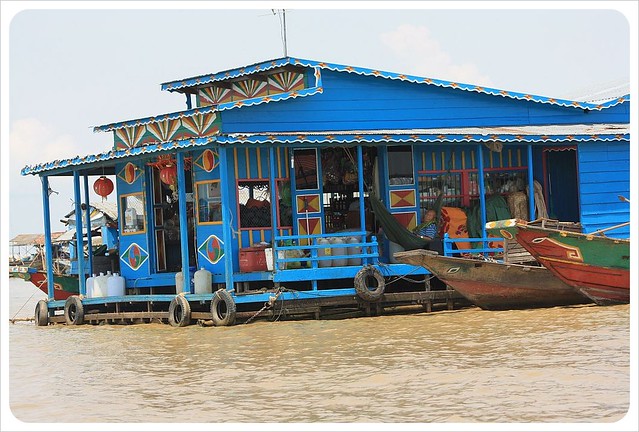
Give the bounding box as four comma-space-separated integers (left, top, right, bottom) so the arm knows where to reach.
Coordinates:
11, 269, 79, 301
394, 250, 591, 310
487, 219, 630, 305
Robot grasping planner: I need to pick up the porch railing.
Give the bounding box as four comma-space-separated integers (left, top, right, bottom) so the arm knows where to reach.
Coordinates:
272, 231, 379, 270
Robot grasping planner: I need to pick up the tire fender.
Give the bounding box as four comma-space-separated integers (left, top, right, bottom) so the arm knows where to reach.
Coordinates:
211, 289, 236, 326
354, 266, 385, 302
35, 299, 49, 327
168, 295, 192, 327
64, 295, 84, 325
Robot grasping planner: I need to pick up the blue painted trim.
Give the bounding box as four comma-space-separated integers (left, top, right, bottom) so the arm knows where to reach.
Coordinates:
476, 145, 487, 251
527, 144, 535, 220
160, 57, 627, 111
176, 152, 190, 293
268, 146, 278, 272
21, 133, 629, 176
218, 147, 234, 291
356, 145, 367, 264
41, 176, 55, 300
83, 175, 93, 275
73, 172, 86, 295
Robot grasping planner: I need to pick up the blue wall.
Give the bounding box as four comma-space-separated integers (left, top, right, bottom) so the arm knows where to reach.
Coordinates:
220, 70, 629, 132
577, 141, 630, 238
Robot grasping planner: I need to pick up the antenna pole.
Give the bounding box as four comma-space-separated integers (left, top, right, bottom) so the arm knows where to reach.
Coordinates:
283, 9, 288, 57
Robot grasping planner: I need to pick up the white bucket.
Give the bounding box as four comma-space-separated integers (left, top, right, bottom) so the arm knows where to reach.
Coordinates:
93, 272, 109, 297
347, 236, 362, 266
317, 238, 332, 267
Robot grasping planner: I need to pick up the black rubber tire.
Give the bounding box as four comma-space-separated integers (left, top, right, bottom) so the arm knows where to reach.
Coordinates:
64, 295, 84, 325
211, 289, 236, 326
35, 299, 49, 327
354, 266, 385, 302
168, 296, 191, 327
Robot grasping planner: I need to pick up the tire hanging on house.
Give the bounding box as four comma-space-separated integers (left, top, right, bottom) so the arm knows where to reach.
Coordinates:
211, 289, 236, 326
35, 299, 49, 327
64, 295, 84, 325
168, 295, 192, 327
354, 265, 385, 302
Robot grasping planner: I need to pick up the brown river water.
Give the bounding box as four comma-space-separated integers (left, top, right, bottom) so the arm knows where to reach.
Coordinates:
4, 277, 635, 430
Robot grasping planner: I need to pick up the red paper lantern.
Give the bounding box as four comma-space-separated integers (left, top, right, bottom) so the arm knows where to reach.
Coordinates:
93, 176, 114, 199
160, 165, 177, 185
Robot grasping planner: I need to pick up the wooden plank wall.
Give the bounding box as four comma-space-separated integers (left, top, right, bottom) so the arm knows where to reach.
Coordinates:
578, 141, 630, 238
220, 70, 629, 133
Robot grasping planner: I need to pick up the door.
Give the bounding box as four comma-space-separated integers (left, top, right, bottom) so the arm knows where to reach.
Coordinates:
544, 147, 579, 222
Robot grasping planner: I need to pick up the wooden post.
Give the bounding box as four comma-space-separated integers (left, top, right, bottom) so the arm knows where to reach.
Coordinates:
41, 175, 55, 301
527, 144, 535, 221
176, 152, 190, 294
73, 171, 86, 296
83, 174, 93, 276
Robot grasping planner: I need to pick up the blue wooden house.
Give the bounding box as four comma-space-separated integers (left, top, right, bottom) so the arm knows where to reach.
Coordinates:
22, 57, 630, 326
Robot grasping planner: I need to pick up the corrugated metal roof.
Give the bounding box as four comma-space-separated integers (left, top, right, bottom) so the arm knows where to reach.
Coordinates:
21, 124, 629, 176
161, 57, 629, 111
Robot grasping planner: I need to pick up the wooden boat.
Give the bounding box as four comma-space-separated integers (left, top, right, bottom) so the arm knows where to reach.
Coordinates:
9, 266, 79, 300
394, 250, 591, 310
486, 219, 630, 305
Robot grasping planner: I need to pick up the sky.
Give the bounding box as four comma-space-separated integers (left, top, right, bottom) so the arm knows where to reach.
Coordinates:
1, 3, 637, 432
3, 4, 635, 240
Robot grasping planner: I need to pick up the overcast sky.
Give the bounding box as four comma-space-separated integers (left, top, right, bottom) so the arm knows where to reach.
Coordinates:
2, 3, 636, 239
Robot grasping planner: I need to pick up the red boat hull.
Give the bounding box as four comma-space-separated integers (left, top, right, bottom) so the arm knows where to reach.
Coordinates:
26, 271, 79, 301
514, 228, 630, 305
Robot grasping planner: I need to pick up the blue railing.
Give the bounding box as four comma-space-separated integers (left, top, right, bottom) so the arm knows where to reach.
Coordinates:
442, 233, 505, 257
272, 232, 379, 270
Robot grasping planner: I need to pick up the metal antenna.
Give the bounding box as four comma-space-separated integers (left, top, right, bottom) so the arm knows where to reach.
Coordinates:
272, 9, 288, 57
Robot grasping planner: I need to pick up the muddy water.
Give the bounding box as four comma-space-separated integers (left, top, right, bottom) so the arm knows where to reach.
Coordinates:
5, 278, 632, 427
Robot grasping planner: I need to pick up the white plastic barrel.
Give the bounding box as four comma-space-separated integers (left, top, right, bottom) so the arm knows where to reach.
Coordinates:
317, 238, 332, 267
194, 267, 212, 294
93, 272, 109, 297
330, 237, 347, 267
175, 271, 184, 294
107, 272, 126, 297
347, 236, 362, 266
86, 274, 95, 298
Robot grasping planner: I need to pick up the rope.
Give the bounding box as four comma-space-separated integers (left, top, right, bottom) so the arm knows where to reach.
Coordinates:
11, 291, 38, 322
244, 287, 284, 324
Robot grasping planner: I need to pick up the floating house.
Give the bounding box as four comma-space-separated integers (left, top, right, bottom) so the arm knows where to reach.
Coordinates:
21, 57, 630, 326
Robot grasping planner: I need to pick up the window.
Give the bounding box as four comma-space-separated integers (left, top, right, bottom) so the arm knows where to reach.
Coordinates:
237, 179, 293, 229
195, 180, 222, 224
121, 193, 146, 235
388, 145, 414, 185
293, 149, 319, 190
418, 173, 463, 210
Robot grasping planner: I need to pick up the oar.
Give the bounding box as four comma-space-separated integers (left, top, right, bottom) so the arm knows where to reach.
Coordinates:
618, 195, 630, 203
591, 221, 630, 236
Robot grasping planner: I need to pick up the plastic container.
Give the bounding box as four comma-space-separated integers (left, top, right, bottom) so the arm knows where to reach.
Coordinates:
175, 271, 185, 294
194, 267, 212, 294
85, 274, 95, 298
329, 237, 347, 267
93, 272, 109, 297
347, 236, 362, 266
107, 272, 126, 297
317, 238, 332, 267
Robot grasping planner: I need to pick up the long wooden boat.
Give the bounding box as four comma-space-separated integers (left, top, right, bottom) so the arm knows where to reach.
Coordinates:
394, 250, 591, 310
486, 219, 630, 305
9, 266, 79, 300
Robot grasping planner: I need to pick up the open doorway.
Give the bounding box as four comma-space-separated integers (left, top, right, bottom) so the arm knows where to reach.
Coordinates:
543, 147, 580, 222
150, 164, 196, 272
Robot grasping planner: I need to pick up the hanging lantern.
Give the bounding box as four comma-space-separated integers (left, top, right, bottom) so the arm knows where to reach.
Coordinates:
93, 176, 114, 200
159, 164, 178, 185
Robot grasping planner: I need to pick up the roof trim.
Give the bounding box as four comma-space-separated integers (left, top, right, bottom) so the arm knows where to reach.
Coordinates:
22, 124, 628, 176
161, 57, 629, 111
94, 67, 324, 133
